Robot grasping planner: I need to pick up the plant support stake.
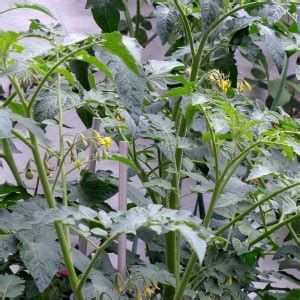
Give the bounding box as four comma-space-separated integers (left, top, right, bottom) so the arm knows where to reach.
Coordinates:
118, 141, 128, 279
78, 117, 101, 254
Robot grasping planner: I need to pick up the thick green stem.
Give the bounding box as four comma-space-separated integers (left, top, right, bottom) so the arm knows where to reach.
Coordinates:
1, 139, 22, 186
134, 0, 141, 39
2, 91, 17, 107
174, 0, 195, 57
29, 133, 83, 299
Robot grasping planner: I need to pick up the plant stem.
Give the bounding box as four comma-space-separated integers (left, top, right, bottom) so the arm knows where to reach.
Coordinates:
2, 91, 17, 107
122, 0, 134, 37
287, 223, 300, 247
1, 139, 22, 186
29, 133, 83, 299
134, 0, 141, 39
270, 57, 289, 111
215, 182, 300, 236
77, 234, 119, 292
174, 0, 195, 58
27, 42, 100, 114
249, 213, 300, 247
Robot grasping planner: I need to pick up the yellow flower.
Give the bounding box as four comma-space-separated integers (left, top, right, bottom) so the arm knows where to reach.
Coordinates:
102, 137, 112, 151
237, 80, 252, 93
219, 79, 231, 93
144, 284, 153, 297
135, 290, 143, 300
73, 159, 81, 169
243, 80, 252, 91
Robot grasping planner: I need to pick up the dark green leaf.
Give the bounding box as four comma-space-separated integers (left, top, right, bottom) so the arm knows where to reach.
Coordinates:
91, 3, 120, 33
201, 0, 221, 31
69, 60, 91, 91
68, 170, 118, 207
260, 26, 286, 73
155, 5, 178, 45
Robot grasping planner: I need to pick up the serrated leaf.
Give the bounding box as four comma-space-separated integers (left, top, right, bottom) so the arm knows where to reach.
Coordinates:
110, 204, 208, 263
130, 263, 176, 286
260, 26, 286, 74
0, 235, 18, 261
17, 225, 62, 292
155, 5, 178, 45
0, 274, 25, 298
33, 87, 81, 122
101, 32, 139, 75
145, 60, 184, 75
201, 0, 221, 32
94, 46, 146, 124
255, 3, 287, 25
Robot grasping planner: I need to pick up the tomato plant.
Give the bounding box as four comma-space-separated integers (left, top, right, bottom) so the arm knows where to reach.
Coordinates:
0, 1, 300, 299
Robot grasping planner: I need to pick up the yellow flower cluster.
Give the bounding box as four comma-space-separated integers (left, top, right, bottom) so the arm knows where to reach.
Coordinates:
93, 131, 112, 151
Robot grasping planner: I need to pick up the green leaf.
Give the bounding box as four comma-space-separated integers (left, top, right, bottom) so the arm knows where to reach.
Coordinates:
110, 153, 138, 171
14, 2, 56, 19
91, 2, 120, 33
155, 5, 178, 45
0, 274, 25, 298
260, 26, 286, 74
201, 0, 221, 31
94, 46, 146, 123
17, 225, 62, 292
110, 204, 208, 264
0, 182, 30, 207
130, 263, 176, 286
33, 87, 81, 122
69, 59, 91, 91
101, 32, 139, 75
68, 170, 118, 207
0, 235, 18, 261
254, 3, 287, 26
86, 0, 125, 10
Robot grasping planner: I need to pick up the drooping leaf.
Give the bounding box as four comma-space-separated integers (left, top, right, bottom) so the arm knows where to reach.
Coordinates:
17, 225, 62, 292
110, 204, 208, 264
94, 46, 146, 123
0, 274, 25, 298
130, 263, 176, 286
101, 32, 139, 75
69, 59, 91, 91
260, 26, 286, 74
254, 3, 287, 25
14, 2, 56, 19
91, 1, 120, 33
155, 5, 178, 45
